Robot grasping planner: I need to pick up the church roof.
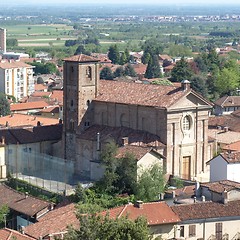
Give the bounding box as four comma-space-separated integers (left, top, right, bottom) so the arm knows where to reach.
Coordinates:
64, 54, 99, 63
78, 124, 165, 148
96, 80, 191, 108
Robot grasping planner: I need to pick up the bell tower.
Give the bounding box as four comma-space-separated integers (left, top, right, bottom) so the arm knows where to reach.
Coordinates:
62, 54, 100, 161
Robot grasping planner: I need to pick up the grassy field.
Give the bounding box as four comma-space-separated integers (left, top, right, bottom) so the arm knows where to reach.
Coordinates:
4, 24, 76, 47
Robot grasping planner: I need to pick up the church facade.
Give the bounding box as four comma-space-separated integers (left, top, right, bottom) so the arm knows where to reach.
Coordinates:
63, 54, 213, 181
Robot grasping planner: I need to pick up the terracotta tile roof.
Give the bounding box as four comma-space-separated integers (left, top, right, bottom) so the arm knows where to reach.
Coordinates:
208, 115, 240, 132
215, 95, 240, 107
64, 54, 100, 62
40, 106, 59, 113
10, 101, 50, 111
132, 64, 147, 75
0, 60, 33, 69
24, 203, 79, 239
208, 129, 240, 145
0, 184, 50, 217
102, 202, 180, 225
165, 185, 195, 198
50, 90, 63, 105
79, 125, 165, 148
220, 152, 240, 163
222, 141, 240, 151
34, 84, 48, 91
0, 228, 35, 240
0, 124, 62, 144
201, 180, 240, 193
116, 145, 153, 160
0, 113, 59, 128
159, 54, 172, 61
96, 80, 188, 108
31, 91, 51, 98
171, 200, 240, 221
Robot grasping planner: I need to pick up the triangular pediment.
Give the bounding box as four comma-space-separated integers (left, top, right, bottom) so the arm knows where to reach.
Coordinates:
168, 91, 213, 110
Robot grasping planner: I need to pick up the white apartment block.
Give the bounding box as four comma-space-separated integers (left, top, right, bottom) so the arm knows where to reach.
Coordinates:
0, 28, 6, 53
0, 60, 35, 100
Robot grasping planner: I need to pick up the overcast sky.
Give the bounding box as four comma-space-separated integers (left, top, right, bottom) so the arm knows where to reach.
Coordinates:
6, 0, 240, 5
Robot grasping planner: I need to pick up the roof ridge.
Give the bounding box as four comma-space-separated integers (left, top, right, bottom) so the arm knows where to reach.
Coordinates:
118, 204, 129, 218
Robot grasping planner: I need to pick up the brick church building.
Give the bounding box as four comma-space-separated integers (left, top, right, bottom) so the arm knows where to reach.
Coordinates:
62, 54, 213, 181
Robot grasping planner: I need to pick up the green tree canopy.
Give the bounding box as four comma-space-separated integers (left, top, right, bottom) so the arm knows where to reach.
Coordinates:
136, 163, 166, 202
65, 213, 150, 240
124, 64, 137, 77
100, 66, 114, 80
0, 93, 10, 116
108, 45, 120, 64
114, 66, 125, 78
144, 55, 161, 79
171, 57, 193, 82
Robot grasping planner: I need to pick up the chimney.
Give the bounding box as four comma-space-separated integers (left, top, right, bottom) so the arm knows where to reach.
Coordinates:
222, 188, 228, 204
181, 79, 191, 91
1, 136, 5, 145
5, 121, 8, 127
201, 195, 206, 202
159, 192, 165, 200
37, 121, 41, 126
172, 190, 176, 199
20, 226, 25, 234
135, 200, 143, 208
224, 126, 229, 132
25, 192, 29, 199
121, 137, 129, 146
96, 132, 100, 151
195, 181, 201, 197
193, 196, 197, 203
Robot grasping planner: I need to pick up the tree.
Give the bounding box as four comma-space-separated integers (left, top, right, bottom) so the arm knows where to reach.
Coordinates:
136, 163, 166, 202
0, 93, 10, 116
144, 55, 161, 79
171, 57, 193, 82
119, 52, 127, 65
124, 64, 136, 77
108, 45, 120, 64
0, 205, 9, 228
65, 213, 150, 240
190, 75, 208, 97
114, 66, 125, 78
74, 45, 91, 56
100, 66, 114, 80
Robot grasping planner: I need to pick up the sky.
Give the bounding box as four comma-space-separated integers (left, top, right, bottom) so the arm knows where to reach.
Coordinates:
5, 0, 240, 5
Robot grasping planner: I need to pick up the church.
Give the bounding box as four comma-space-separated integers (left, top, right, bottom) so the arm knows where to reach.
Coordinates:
62, 54, 213, 182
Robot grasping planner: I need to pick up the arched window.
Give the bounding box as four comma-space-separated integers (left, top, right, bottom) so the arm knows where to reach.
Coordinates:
86, 66, 92, 79
183, 115, 191, 131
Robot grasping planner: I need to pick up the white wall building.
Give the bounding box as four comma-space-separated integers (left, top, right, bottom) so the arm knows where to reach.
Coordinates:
0, 60, 34, 100
207, 152, 240, 182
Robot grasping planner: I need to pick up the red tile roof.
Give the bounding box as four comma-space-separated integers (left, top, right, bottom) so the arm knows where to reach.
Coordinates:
220, 152, 240, 163
34, 84, 48, 91
201, 180, 240, 193
165, 185, 195, 198
102, 201, 180, 225
10, 101, 50, 111
50, 90, 63, 105
64, 54, 100, 62
116, 145, 162, 161
0, 228, 35, 240
0, 60, 33, 69
0, 113, 59, 128
215, 96, 240, 107
171, 200, 240, 221
0, 184, 50, 217
78, 125, 165, 148
40, 106, 59, 113
24, 203, 79, 239
96, 80, 189, 108
31, 92, 51, 98
222, 141, 240, 152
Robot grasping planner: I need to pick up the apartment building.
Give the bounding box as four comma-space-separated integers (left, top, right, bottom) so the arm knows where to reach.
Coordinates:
0, 60, 35, 100
0, 28, 6, 53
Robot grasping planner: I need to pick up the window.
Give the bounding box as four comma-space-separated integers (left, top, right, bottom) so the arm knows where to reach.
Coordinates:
86, 66, 92, 79
215, 223, 222, 240
69, 120, 74, 131
189, 225, 196, 237
180, 226, 184, 237
183, 115, 191, 131
70, 100, 74, 107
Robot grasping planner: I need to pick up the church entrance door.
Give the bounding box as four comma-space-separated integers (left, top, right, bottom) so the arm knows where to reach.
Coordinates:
181, 156, 191, 180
